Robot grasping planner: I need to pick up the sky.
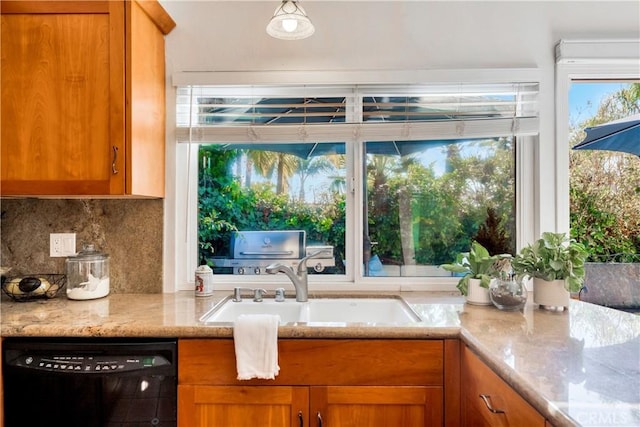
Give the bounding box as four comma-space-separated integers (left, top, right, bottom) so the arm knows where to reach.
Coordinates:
569, 82, 633, 125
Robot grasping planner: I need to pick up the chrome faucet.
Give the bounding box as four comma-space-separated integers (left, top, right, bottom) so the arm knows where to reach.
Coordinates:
265, 250, 330, 302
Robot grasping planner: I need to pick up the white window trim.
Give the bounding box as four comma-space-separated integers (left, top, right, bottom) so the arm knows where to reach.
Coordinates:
176, 118, 538, 144
554, 39, 640, 233
164, 69, 541, 293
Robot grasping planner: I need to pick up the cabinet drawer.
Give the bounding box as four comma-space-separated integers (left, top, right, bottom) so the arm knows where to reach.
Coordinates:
179, 339, 443, 386
462, 345, 545, 426
178, 384, 309, 427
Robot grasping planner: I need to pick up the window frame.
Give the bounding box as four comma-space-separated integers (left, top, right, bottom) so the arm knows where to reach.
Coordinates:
554, 39, 640, 234
166, 69, 541, 292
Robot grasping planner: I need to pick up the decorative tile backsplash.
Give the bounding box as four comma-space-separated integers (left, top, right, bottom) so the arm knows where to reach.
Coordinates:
0, 199, 163, 293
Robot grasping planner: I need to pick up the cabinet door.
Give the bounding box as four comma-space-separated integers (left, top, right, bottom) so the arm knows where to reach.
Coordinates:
0, 338, 3, 427
311, 386, 443, 427
178, 385, 309, 427
126, 0, 168, 197
1, 1, 126, 195
461, 346, 545, 427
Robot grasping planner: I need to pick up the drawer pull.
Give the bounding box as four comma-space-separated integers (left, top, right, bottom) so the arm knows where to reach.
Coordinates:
317, 411, 323, 427
479, 394, 505, 414
298, 411, 303, 427
112, 146, 119, 175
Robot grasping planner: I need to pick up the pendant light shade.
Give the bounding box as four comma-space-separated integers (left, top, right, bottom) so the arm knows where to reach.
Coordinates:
266, 0, 315, 40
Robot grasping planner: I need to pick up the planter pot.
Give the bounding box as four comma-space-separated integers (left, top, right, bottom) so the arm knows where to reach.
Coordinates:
533, 278, 569, 310
466, 278, 492, 305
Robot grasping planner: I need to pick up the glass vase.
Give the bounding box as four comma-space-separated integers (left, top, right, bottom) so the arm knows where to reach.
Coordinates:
489, 276, 527, 311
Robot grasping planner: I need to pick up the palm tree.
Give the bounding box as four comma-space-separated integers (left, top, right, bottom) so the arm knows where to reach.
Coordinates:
246, 150, 298, 194
328, 175, 347, 194
295, 156, 341, 201
274, 152, 298, 194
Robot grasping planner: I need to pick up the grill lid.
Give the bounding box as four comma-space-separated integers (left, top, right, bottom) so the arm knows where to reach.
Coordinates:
231, 230, 305, 260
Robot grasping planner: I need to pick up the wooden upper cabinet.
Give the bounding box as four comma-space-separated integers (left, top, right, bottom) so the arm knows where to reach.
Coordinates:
0, 1, 175, 197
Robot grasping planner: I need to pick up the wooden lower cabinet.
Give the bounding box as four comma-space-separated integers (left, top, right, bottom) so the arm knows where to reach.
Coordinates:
0, 338, 3, 427
461, 345, 545, 427
312, 385, 443, 426
178, 339, 445, 427
179, 385, 442, 427
179, 385, 308, 427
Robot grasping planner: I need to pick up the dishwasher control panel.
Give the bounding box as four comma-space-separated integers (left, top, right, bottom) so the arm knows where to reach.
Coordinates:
8, 354, 170, 373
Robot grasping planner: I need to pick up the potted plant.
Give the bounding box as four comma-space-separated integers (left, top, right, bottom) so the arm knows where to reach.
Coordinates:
441, 241, 498, 305
511, 232, 588, 310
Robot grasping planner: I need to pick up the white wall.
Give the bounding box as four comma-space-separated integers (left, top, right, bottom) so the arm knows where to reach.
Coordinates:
160, 0, 640, 291
161, 1, 639, 71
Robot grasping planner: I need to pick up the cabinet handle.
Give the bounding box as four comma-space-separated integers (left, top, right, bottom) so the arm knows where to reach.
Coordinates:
317, 411, 323, 427
298, 411, 303, 427
112, 146, 119, 175
479, 394, 505, 414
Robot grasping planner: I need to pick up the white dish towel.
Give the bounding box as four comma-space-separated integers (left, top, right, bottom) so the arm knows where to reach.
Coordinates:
233, 314, 280, 380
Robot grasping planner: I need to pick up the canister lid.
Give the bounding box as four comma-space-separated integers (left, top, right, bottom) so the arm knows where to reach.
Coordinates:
66, 244, 109, 261
196, 264, 213, 273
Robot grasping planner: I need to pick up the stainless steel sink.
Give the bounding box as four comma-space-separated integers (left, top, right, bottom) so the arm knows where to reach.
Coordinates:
200, 296, 421, 324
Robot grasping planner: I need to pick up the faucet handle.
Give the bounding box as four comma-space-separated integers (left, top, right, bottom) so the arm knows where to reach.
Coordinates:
274, 287, 286, 302
232, 287, 255, 302
253, 288, 267, 302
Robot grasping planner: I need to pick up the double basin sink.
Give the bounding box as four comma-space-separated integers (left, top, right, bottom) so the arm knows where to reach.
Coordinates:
200, 296, 422, 324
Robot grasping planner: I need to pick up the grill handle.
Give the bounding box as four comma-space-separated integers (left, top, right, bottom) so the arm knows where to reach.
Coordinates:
239, 251, 294, 256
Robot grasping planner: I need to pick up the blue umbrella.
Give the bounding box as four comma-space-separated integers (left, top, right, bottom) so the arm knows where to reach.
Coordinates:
573, 114, 640, 156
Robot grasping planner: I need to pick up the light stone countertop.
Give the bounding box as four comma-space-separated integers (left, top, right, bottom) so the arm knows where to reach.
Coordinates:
1, 290, 639, 427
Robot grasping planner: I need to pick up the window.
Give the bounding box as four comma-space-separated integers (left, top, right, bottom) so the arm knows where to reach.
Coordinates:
174, 77, 539, 290
568, 81, 640, 262
555, 39, 640, 233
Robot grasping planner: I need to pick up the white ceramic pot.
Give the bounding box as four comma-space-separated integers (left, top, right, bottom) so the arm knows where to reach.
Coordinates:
466, 278, 492, 305
533, 278, 569, 310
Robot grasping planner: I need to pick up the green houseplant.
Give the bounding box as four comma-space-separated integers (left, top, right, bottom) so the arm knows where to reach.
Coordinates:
512, 232, 588, 310
511, 232, 588, 293
441, 241, 498, 302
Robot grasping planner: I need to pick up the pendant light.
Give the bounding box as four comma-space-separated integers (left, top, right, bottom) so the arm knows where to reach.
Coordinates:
266, 0, 315, 40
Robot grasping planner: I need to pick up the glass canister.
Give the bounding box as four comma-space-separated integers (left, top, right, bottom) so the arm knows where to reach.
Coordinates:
65, 244, 110, 300
489, 274, 527, 311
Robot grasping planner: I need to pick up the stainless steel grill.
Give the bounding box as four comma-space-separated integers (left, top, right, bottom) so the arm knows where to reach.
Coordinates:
218, 230, 335, 275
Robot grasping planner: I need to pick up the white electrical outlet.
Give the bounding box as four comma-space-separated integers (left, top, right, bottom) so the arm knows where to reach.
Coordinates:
50, 233, 76, 257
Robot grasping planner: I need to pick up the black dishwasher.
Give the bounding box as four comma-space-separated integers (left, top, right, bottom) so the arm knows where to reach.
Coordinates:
2, 337, 177, 427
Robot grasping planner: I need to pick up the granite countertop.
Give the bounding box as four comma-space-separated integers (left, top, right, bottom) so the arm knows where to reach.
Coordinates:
1, 290, 639, 427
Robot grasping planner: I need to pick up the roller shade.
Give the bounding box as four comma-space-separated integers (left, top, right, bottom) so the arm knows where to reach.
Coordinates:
176, 83, 538, 143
